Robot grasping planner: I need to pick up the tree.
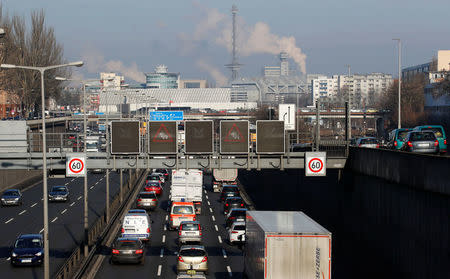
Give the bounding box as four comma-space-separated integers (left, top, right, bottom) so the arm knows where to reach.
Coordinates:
0, 5, 70, 116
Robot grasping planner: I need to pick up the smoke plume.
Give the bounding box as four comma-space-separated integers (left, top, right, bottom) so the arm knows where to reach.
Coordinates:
196, 60, 227, 87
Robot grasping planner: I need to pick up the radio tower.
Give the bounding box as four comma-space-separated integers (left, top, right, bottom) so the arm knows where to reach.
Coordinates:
225, 5, 242, 81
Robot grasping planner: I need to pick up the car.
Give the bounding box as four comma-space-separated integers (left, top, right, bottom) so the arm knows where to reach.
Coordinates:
110, 237, 145, 265
355, 137, 379, 148
400, 131, 440, 154
177, 245, 208, 275
121, 212, 152, 241
155, 169, 171, 181
151, 171, 166, 184
48, 185, 69, 202
146, 174, 162, 184
169, 202, 196, 230
387, 128, 413, 150
225, 208, 247, 228
413, 125, 447, 154
1, 189, 23, 206
228, 221, 246, 245
143, 181, 162, 195
176, 271, 207, 279
10, 234, 44, 266
179, 221, 202, 244
223, 197, 245, 215
220, 185, 240, 202
136, 192, 158, 211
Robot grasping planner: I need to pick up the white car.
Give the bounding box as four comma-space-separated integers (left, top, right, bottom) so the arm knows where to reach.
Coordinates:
228, 221, 245, 244
121, 212, 151, 241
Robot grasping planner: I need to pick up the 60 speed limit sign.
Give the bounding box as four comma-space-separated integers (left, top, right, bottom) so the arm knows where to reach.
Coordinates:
305, 152, 326, 176
66, 153, 86, 177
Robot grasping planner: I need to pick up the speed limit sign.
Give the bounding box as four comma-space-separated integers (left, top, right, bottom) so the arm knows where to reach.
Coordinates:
66, 153, 86, 177
305, 152, 326, 176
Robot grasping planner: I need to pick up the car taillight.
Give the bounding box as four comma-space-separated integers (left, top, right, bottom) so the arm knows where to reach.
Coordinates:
137, 199, 142, 202
232, 230, 238, 234
178, 256, 184, 262
240, 203, 244, 207
135, 249, 143, 254
193, 216, 196, 221
112, 249, 119, 254
199, 225, 202, 236
164, 173, 168, 176
170, 217, 173, 221
225, 203, 229, 207
147, 228, 150, 233
121, 228, 124, 233
358, 144, 362, 147
394, 141, 398, 146
444, 139, 447, 145
201, 256, 207, 262
407, 141, 413, 147
230, 217, 235, 220
179, 230, 182, 236
434, 140, 439, 147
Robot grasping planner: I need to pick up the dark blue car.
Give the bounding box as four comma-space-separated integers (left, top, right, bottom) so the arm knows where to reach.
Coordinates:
11, 234, 44, 266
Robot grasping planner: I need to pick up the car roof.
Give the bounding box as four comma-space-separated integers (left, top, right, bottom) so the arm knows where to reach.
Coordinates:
225, 197, 242, 201
179, 245, 205, 250
52, 185, 67, 188
19, 234, 42, 239
3, 189, 20, 193
223, 185, 238, 188
128, 209, 147, 213
125, 212, 149, 217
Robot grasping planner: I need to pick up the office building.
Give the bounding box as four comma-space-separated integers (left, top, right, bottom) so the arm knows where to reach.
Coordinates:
145, 65, 180, 89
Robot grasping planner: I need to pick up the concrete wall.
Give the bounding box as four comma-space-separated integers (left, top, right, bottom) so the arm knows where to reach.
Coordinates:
0, 170, 42, 192
348, 147, 450, 195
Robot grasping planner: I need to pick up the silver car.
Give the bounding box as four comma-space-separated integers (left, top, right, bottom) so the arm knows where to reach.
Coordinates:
1, 189, 23, 206
356, 137, 379, 148
401, 131, 440, 154
179, 221, 202, 244
177, 245, 208, 275
136, 192, 158, 211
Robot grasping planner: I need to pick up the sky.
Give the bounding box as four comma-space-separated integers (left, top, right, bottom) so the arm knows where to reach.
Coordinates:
2, 0, 450, 85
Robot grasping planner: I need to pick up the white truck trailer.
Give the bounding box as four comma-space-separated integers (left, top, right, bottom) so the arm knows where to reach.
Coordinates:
244, 211, 332, 279
171, 169, 203, 214
212, 169, 238, 192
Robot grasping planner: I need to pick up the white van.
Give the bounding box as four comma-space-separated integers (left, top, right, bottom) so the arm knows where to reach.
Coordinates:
121, 212, 151, 241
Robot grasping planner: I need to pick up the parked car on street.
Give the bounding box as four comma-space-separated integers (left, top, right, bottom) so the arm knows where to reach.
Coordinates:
1, 189, 23, 206
110, 237, 145, 264
400, 131, 440, 154
48, 185, 69, 202
177, 245, 208, 275
10, 234, 44, 266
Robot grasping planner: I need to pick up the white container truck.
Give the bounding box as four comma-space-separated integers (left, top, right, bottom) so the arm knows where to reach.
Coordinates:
244, 211, 332, 279
171, 169, 203, 214
212, 169, 238, 192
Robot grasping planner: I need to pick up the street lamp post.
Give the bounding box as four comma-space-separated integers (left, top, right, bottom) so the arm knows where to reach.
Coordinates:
55, 77, 97, 257
1, 61, 83, 279
393, 38, 401, 129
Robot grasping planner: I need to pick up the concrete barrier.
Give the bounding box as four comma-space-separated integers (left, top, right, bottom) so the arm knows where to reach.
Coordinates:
348, 147, 450, 195
0, 169, 42, 192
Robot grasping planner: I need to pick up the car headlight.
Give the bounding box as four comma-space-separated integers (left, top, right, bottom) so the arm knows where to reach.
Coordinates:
12, 252, 17, 257
1, 198, 5, 201
14, 198, 19, 201
35, 252, 42, 256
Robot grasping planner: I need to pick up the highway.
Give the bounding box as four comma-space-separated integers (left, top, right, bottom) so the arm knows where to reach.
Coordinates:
94, 174, 244, 278
0, 171, 127, 278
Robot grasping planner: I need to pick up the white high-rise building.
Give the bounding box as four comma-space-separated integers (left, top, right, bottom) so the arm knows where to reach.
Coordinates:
100, 72, 125, 90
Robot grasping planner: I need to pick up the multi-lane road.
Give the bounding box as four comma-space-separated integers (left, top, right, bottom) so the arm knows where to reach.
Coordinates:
0, 171, 127, 278
94, 174, 245, 278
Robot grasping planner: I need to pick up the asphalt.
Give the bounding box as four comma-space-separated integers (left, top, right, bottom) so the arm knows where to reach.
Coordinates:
0, 171, 128, 278
94, 174, 245, 279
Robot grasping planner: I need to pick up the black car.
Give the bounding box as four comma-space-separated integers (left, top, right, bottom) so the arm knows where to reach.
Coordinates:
220, 185, 240, 202
11, 234, 44, 266
155, 169, 171, 181
223, 197, 245, 215
1, 189, 23, 206
111, 237, 145, 264
225, 208, 247, 228
48, 185, 69, 202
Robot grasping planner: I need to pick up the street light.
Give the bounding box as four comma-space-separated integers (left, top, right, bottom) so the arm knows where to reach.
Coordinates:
393, 38, 401, 129
55, 76, 96, 258
1, 61, 83, 279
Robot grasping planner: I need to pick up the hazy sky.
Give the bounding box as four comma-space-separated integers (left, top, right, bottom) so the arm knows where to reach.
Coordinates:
2, 0, 449, 85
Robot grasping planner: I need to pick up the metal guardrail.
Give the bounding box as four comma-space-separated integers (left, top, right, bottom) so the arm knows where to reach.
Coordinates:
53, 171, 140, 279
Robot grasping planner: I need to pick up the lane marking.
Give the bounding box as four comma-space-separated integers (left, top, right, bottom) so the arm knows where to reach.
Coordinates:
164, 226, 167, 231
39, 228, 44, 233
41, 198, 43, 201
5, 218, 14, 224
162, 235, 166, 243
19, 210, 27, 215
227, 266, 232, 277
160, 248, 164, 258
207, 200, 210, 206
90, 186, 94, 190
61, 209, 67, 214
31, 202, 37, 208
165, 215, 168, 221
95, 182, 99, 185
70, 202, 75, 207
222, 249, 227, 258
157, 265, 162, 276
78, 196, 82, 200
205, 195, 209, 200
65, 183, 69, 186
6, 257, 10, 261
209, 208, 213, 213
71, 179, 75, 182
211, 215, 215, 222
204, 189, 207, 194
218, 235, 222, 243
51, 217, 58, 223
215, 225, 218, 231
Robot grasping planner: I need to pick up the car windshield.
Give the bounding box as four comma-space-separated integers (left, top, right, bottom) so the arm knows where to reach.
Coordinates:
181, 223, 199, 231
228, 198, 242, 204
234, 225, 246, 230
180, 249, 206, 257
146, 182, 159, 187
15, 238, 42, 248
424, 128, 444, 138
173, 206, 194, 214
397, 131, 409, 141
86, 143, 97, 149
223, 187, 238, 193
147, 176, 159, 181
360, 138, 378, 144
115, 240, 140, 249
231, 210, 247, 217
139, 193, 156, 199
4, 190, 19, 196
410, 132, 436, 141
53, 187, 66, 192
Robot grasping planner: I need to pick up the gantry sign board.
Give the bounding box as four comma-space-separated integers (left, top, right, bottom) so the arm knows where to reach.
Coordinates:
278, 104, 296, 130
111, 121, 140, 154
185, 120, 213, 154
150, 111, 184, 121
305, 152, 327, 176
148, 121, 177, 154
220, 120, 249, 154
256, 120, 285, 154
66, 153, 86, 177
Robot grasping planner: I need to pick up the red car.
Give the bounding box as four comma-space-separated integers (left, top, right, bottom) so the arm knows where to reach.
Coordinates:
144, 181, 162, 195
